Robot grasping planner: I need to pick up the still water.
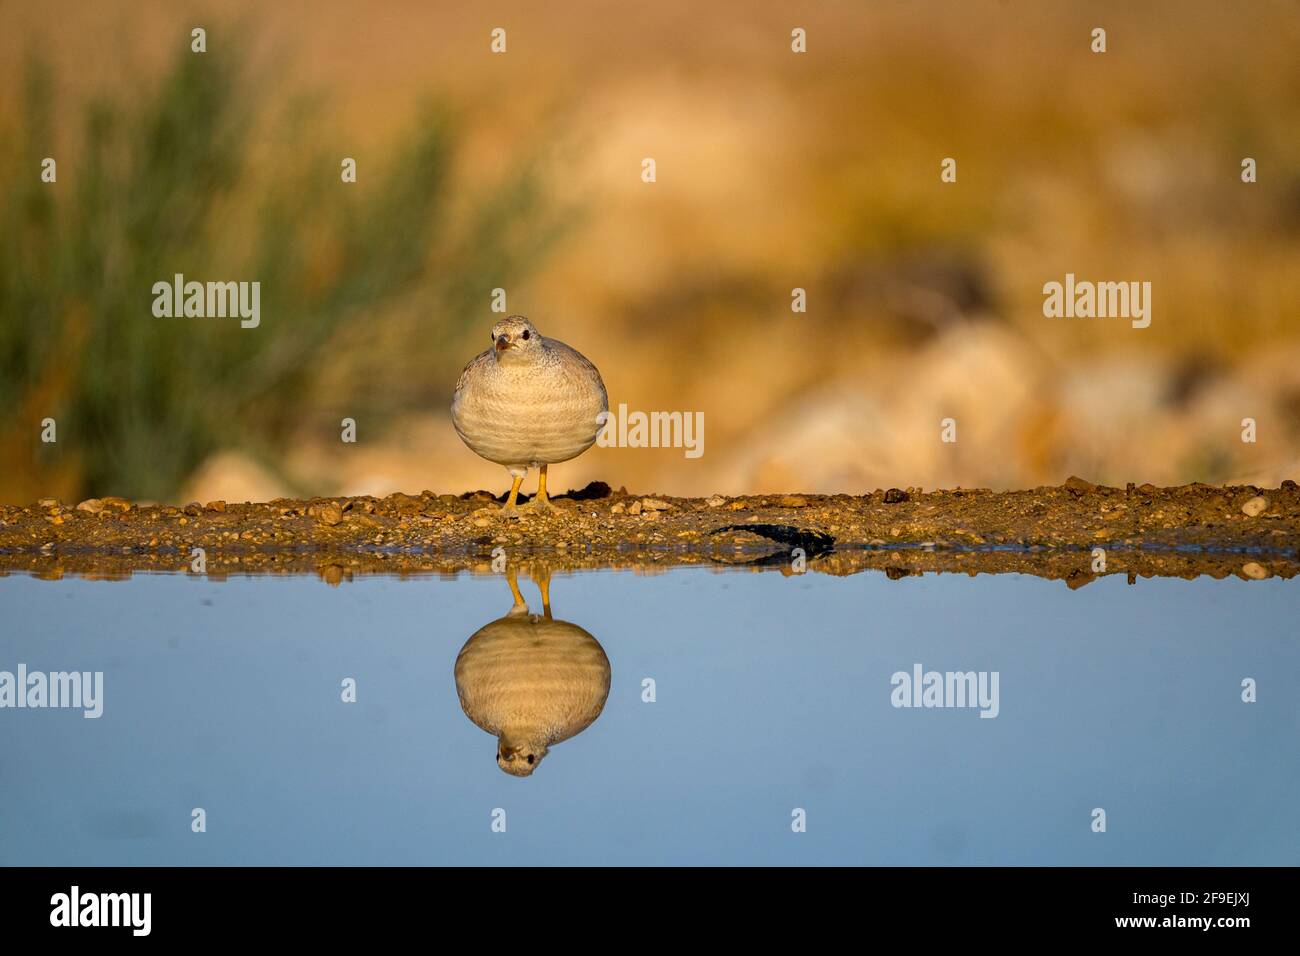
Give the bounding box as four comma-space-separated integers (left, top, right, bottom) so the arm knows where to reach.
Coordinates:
1, 566, 1296, 865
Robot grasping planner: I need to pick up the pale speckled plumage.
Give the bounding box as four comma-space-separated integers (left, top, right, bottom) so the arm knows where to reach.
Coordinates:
451, 315, 608, 476
454, 605, 611, 777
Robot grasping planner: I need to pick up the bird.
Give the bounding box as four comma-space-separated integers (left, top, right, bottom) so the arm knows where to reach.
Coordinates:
451, 315, 608, 514
454, 567, 611, 777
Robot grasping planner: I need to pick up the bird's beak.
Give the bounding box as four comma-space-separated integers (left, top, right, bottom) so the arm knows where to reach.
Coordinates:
495, 335, 511, 352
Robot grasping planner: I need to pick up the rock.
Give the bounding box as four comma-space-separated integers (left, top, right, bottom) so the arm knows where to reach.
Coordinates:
36, 497, 59, 509
183, 502, 202, 516
1064, 475, 1096, 496
884, 488, 909, 504
640, 498, 672, 512
610, 502, 625, 514
387, 492, 423, 515
76, 498, 105, 514
777, 495, 808, 508
204, 500, 227, 513
317, 504, 344, 526
642, 509, 661, 521
1241, 495, 1268, 517
628, 500, 643, 516
101, 496, 132, 512
1240, 561, 1268, 580
1138, 483, 1157, 495
180, 450, 290, 505
706, 495, 726, 507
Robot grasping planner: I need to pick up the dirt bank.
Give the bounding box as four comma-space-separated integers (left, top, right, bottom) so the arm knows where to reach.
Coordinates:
2, 478, 1297, 583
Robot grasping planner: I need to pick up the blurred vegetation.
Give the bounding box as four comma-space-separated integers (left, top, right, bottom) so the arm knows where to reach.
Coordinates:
0, 39, 568, 503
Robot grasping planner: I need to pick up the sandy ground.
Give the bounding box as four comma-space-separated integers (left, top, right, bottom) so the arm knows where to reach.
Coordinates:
2, 479, 1297, 584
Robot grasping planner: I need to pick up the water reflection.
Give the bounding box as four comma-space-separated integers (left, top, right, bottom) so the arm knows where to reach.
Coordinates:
454, 567, 611, 777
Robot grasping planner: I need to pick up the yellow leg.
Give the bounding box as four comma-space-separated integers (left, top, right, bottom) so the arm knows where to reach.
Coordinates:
537, 567, 552, 619
506, 566, 526, 609
502, 474, 524, 512
534, 464, 550, 510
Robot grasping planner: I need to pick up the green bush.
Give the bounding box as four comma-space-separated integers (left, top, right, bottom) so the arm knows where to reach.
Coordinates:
0, 39, 567, 502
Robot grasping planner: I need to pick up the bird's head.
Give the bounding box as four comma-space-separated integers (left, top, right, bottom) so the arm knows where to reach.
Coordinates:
496, 735, 548, 777
490, 315, 543, 364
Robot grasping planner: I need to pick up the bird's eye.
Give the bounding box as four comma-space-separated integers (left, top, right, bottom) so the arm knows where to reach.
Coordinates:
522, 330, 531, 340
526, 754, 535, 764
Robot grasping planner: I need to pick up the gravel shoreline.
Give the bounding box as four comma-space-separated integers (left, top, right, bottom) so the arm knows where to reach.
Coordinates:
2, 479, 1296, 582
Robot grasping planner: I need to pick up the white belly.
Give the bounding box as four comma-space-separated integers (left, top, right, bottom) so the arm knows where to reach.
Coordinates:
453, 363, 606, 468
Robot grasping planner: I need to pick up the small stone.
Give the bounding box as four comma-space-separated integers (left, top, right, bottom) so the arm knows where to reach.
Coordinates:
472, 517, 492, 528
1241, 562, 1268, 580
317, 504, 344, 526
642, 510, 661, 521
387, 492, 422, 515
777, 495, 808, 508
610, 502, 625, 514
1241, 496, 1268, 517
628, 500, 643, 516
204, 500, 227, 513
36, 497, 60, 509
1138, 483, 1157, 495
640, 498, 671, 512
101, 496, 132, 512
884, 488, 909, 504
706, 495, 726, 507
76, 498, 105, 514
1064, 475, 1096, 496
183, 501, 202, 516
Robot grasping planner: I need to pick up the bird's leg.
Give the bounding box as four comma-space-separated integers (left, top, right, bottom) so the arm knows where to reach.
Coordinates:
532, 464, 551, 511
506, 566, 527, 611
536, 567, 553, 619
501, 473, 525, 515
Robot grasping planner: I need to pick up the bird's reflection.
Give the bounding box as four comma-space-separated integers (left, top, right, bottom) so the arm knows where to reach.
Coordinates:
454, 566, 611, 777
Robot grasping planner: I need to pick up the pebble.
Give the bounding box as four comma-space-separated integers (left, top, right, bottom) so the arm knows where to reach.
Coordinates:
205, 500, 227, 513
610, 502, 625, 514
706, 495, 726, 507
628, 500, 643, 515
777, 495, 808, 508
640, 498, 671, 512
76, 498, 104, 514
317, 505, 344, 526
884, 488, 909, 504
1241, 496, 1268, 517
1064, 475, 1096, 496
1240, 562, 1268, 580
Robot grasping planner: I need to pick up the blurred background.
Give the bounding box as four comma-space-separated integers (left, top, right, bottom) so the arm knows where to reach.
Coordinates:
1, 0, 1298, 505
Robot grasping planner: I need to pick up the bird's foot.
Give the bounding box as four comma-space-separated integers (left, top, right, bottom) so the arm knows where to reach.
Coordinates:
521, 495, 550, 513
499, 502, 521, 519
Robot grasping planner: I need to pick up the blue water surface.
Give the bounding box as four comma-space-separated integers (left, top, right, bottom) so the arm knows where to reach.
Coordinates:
0, 567, 1295, 865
